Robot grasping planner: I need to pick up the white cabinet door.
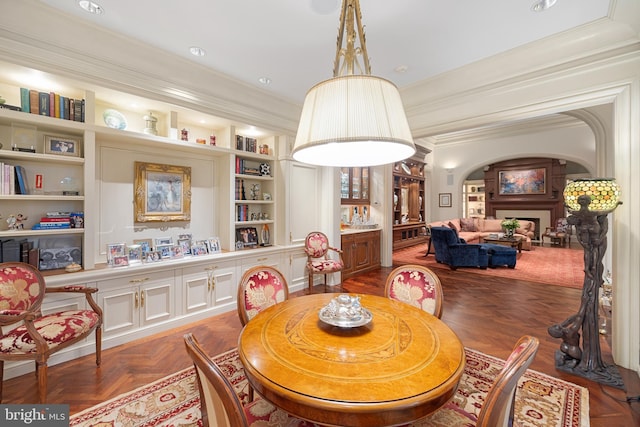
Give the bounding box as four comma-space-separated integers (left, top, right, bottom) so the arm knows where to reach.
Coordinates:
98, 270, 175, 338
182, 260, 238, 315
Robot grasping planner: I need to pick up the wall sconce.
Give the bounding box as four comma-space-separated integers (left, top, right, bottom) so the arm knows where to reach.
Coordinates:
548, 178, 623, 388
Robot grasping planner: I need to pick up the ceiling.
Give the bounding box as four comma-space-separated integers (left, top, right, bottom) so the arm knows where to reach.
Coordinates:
38, 0, 611, 105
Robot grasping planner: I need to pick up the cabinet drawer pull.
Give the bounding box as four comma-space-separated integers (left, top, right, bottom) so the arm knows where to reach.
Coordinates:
205, 266, 218, 271
257, 257, 268, 262
129, 277, 150, 284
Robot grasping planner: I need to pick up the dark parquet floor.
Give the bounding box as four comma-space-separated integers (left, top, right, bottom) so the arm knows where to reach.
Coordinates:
2, 256, 639, 426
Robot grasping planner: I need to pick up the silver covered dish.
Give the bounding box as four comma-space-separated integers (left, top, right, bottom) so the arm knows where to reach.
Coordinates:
319, 294, 373, 328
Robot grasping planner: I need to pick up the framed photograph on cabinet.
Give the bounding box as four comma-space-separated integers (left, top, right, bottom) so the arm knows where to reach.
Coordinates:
44, 135, 81, 157
134, 161, 191, 222
236, 227, 258, 248
156, 244, 173, 259
439, 193, 452, 208
107, 243, 126, 266
144, 251, 162, 263
133, 238, 153, 253
191, 243, 208, 256
127, 244, 143, 264
208, 237, 221, 254
155, 237, 172, 247
177, 238, 192, 255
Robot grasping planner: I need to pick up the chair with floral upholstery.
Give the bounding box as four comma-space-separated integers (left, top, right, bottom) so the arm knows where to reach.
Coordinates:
237, 265, 289, 327
304, 231, 344, 292
384, 265, 444, 319
0, 262, 103, 403
184, 333, 320, 427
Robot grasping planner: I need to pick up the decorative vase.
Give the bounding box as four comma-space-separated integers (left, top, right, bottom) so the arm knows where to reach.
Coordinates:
261, 224, 270, 246
505, 228, 514, 238
393, 193, 398, 209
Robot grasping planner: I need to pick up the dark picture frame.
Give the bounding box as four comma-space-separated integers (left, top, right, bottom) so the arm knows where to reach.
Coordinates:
439, 193, 452, 208
134, 161, 191, 222
44, 135, 81, 157
498, 168, 546, 195
236, 227, 258, 248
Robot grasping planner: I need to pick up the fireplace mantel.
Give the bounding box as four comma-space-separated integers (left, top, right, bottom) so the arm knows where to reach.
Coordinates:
484, 158, 566, 226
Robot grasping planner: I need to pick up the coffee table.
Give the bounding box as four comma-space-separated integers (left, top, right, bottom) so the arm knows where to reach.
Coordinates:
482, 235, 523, 253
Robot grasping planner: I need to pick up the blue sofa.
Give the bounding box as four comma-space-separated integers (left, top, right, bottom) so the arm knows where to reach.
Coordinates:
430, 226, 489, 270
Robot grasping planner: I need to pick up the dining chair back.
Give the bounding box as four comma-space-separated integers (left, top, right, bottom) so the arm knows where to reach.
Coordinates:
0, 262, 103, 403
237, 265, 289, 326
304, 231, 344, 291
384, 264, 444, 318
475, 335, 540, 427
406, 335, 539, 426
183, 333, 319, 427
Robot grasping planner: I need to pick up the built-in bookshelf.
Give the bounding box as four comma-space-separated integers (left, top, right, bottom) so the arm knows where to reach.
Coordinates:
0, 61, 281, 272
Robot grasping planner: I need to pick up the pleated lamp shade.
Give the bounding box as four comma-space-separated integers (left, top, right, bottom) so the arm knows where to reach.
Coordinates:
292, 75, 415, 167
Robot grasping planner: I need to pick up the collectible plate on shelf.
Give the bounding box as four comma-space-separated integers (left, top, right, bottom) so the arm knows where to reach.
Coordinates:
319, 294, 373, 328
401, 163, 411, 175
103, 109, 128, 130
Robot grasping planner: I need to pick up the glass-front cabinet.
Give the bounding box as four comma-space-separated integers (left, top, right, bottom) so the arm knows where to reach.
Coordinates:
392, 160, 427, 250
340, 167, 369, 204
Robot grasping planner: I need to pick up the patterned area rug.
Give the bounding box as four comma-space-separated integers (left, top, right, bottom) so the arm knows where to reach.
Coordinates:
69, 348, 589, 427
394, 244, 585, 289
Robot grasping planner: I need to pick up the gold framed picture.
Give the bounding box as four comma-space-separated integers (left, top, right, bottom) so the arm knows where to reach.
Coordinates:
134, 162, 191, 222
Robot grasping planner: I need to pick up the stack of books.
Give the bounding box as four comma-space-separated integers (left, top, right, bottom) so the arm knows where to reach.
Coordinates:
32, 212, 72, 230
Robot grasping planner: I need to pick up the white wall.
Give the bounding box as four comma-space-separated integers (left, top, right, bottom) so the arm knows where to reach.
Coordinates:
427, 119, 596, 221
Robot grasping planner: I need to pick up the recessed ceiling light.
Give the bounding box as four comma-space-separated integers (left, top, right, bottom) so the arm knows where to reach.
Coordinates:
189, 46, 206, 57
258, 77, 272, 85
531, 0, 557, 12
78, 0, 104, 15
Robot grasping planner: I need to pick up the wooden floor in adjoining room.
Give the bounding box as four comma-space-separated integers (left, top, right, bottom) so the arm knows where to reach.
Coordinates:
2, 265, 639, 426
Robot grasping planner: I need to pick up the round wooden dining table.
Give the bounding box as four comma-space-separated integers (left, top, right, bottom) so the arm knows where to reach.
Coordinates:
238, 293, 465, 427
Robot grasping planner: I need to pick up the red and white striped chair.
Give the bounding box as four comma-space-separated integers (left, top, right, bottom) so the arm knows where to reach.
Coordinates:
384, 264, 444, 319
304, 231, 344, 292
0, 262, 102, 403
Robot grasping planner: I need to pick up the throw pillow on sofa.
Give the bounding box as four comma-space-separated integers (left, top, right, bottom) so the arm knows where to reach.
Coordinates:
460, 218, 477, 232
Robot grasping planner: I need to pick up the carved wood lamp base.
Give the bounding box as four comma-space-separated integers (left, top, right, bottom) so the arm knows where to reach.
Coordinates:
554, 350, 625, 389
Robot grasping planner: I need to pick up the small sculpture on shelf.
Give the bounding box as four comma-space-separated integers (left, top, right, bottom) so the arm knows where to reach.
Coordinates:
6, 213, 28, 230
143, 112, 158, 135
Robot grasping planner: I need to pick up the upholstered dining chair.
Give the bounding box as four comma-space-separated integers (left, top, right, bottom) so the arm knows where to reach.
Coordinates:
384, 264, 444, 319
236, 265, 289, 327
183, 333, 320, 427
542, 217, 571, 247
0, 262, 103, 403
407, 335, 540, 427
304, 231, 344, 292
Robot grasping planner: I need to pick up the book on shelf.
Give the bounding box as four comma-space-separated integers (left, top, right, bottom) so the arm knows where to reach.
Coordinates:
32, 222, 71, 230
29, 90, 39, 114
40, 217, 71, 223
20, 87, 30, 112
45, 211, 72, 217
14, 165, 28, 195
20, 240, 33, 263
18, 86, 84, 122
38, 91, 49, 116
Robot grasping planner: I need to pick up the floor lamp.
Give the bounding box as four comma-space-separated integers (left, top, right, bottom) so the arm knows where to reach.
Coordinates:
548, 178, 624, 388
